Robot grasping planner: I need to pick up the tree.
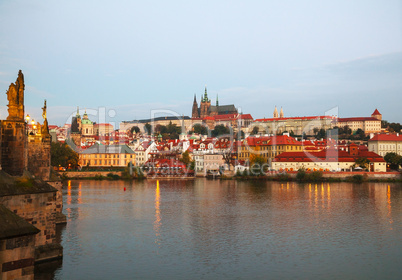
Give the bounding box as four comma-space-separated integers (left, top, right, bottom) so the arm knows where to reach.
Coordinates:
131, 126, 140, 134
354, 128, 366, 140
251, 126, 259, 135
317, 128, 326, 139
144, 123, 152, 135
51, 142, 79, 169
212, 125, 230, 137
384, 152, 402, 170
193, 123, 208, 135
249, 154, 267, 176
235, 130, 245, 140
180, 150, 191, 167
354, 157, 370, 170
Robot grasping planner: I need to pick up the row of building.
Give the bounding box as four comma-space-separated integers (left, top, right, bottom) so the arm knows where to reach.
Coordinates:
54, 87, 398, 174
71, 131, 402, 174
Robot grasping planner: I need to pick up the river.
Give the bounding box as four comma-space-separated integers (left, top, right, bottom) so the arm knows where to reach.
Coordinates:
35, 179, 402, 279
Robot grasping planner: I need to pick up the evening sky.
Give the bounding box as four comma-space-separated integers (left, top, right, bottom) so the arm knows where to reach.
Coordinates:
0, 0, 401, 126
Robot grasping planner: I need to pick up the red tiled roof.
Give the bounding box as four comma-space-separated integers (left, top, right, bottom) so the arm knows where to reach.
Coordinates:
372, 109, 381, 115
369, 134, 402, 142
94, 123, 113, 126
337, 117, 379, 122
255, 116, 334, 122
245, 135, 302, 146
273, 149, 385, 163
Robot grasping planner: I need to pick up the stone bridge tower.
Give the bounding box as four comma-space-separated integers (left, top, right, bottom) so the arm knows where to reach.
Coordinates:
1, 70, 27, 176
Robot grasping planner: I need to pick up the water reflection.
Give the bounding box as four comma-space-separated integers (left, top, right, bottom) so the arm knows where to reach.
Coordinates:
154, 180, 161, 246
47, 180, 402, 279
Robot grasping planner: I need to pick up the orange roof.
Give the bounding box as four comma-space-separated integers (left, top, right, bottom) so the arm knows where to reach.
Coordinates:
245, 135, 302, 146
273, 149, 385, 163
255, 116, 334, 122
369, 134, 402, 142
372, 109, 381, 115
338, 117, 379, 122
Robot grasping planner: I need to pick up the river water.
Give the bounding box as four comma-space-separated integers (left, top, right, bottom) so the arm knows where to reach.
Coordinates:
35, 179, 402, 279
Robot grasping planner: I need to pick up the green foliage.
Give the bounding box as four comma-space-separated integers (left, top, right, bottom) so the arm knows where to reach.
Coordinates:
384, 152, 402, 170
193, 123, 208, 135
276, 173, 290, 181
51, 142, 79, 169
251, 126, 259, 135
144, 123, 152, 135
154, 122, 181, 139
189, 160, 195, 171
296, 168, 323, 182
350, 174, 364, 183
354, 157, 370, 169
212, 125, 230, 137
234, 130, 245, 139
131, 126, 140, 134
296, 168, 307, 182
249, 154, 267, 176
382, 120, 401, 133
317, 128, 326, 139
107, 173, 120, 180
94, 174, 104, 180
180, 150, 191, 167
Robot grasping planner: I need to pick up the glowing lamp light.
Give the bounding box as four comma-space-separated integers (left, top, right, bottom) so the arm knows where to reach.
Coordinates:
26, 114, 30, 122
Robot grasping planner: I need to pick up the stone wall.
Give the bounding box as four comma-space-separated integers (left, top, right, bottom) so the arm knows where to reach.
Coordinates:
0, 120, 27, 176
0, 235, 36, 280
47, 181, 67, 224
0, 191, 63, 262
63, 170, 122, 178
27, 134, 51, 181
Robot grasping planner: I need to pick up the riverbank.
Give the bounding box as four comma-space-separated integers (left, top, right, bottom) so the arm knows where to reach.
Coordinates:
59, 170, 402, 183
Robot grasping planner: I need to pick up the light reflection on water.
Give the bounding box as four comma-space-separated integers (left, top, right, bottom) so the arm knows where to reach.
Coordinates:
38, 180, 402, 279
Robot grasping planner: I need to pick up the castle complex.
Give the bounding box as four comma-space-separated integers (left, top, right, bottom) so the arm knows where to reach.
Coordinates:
191, 87, 237, 118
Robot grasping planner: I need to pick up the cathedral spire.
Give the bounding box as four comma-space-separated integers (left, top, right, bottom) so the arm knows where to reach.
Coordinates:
216, 94, 219, 106
280, 106, 284, 118
204, 85, 208, 102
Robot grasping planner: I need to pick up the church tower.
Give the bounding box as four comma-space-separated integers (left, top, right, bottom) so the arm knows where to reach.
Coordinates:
192, 94, 199, 118
371, 109, 382, 121
273, 106, 279, 118
200, 86, 211, 118
280, 107, 284, 118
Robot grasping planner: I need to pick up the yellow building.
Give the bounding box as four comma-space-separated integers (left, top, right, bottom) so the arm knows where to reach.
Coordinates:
272, 145, 386, 172
94, 123, 114, 136
79, 144, 135, 167
368, 133, 402, 157
237, 135, 303, 164
336, 109, 382, 134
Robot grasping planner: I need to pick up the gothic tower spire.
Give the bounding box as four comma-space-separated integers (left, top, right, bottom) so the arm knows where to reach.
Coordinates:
192, 94, 199, 118
216, 94, 219, 106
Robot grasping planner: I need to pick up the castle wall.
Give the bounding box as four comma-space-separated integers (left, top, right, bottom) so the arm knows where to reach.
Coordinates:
0, 120, 27, 176
27, 134, 51, 181
0, 191, 63, 263
0, 235, 37, 280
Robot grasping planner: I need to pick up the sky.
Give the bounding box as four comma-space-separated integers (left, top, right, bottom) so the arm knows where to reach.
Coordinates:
0, 0, 401, 127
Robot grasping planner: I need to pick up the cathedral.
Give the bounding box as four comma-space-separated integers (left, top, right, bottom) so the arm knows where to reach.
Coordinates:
191, 87, 237, 118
